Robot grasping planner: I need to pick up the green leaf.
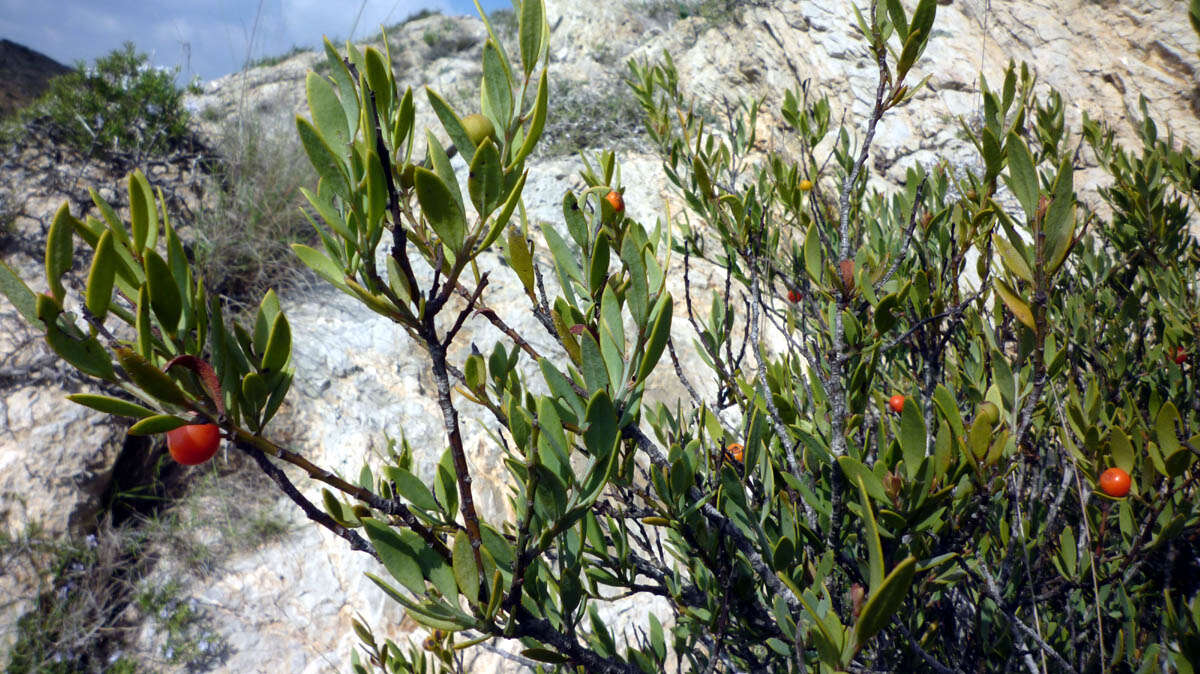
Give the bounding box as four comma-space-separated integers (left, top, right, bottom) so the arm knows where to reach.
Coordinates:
580, 332, 609, 394
452, 530, 480, 605
84, 231, 117, 321
291, 244, 349, 291
66, 393, 156, 419
578, 390, 620, 505
414, 167, 467, 253
296, 117, 350, 200
478, 170, 526, 251
588, 232, 611, 296
563, 191, 588, 248
838, 456, 889, 505
853, 556, 917, 651
1109, 427, 1135, 474
135, 285, 153, 357
803, 221, 823, 285
505, 228, 535, 298
363, 518, 425, 595
468, 138, 504, 219
512, 69, 548, 168
306, 70, 349, 152
518, 0, 545, 78
895, 25, 925, 83
1004, 132, 1038, 220
930, 385, 964, 441
539, 358, 584, 421
536, 396, 570, 481
0, 259, 39, 325
427, 88, 475, 165
899, 398, 927, 479
382, 467, 440, 512
637, 293, 673, 384
301, 185, 353, 241
363, 47, 393, 118
994, 279, 1036, 331
856, 476, 885, 594
144, 249, 181, 333
116, 348, 189, 406
480, 39, 513, 128
599, 289, 625, 391
994, 234, 1033, 284
128, 171, 155, 255
260, 312, 291, 374
542, 222, 583, 287
37, 295, 113, 381
1155, 401, 1181, 456
365, 149, 388, 239
874, 292, 899, 333
908, 0, 937, 56
620, 234, 649, 326
45, 203, 75, 304
1044, 155, 1076, 274
521, 649, 569, 664
46, 328, 115, 381
981, 127, 1004, 182
885, 0, 908, 40
127, 414, 189, 435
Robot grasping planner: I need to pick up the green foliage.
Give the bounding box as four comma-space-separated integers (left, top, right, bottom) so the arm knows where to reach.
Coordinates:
6, 0, 1200, 672
8, 42, 195, 159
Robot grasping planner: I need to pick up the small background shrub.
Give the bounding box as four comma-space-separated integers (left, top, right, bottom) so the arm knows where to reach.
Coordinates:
4, 42, 197, 160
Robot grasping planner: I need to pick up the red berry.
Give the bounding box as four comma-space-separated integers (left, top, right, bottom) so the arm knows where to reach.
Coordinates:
787, 289, 802, 303
1098, 467, 1131, 498
166, 423, 221, 465
1172, 347, 1187, 365
888, 394, 905, 414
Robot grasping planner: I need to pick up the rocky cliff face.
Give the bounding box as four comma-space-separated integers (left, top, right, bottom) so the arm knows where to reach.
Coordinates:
2, 1, 1198, 671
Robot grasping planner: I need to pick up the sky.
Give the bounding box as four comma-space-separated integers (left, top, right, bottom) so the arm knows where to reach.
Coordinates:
1, 0, 513, 82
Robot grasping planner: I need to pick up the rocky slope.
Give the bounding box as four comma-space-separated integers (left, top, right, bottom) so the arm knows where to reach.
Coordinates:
2, 1, 1199, 671
0, 39, 71, 118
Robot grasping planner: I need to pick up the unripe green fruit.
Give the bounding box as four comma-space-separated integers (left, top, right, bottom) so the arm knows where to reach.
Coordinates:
462, 113, 497, 148
977, 401, 1000, 428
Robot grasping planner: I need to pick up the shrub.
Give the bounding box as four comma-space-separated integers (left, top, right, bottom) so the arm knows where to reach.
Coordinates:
4, 0, 1200, 672
7, 42, 195, 160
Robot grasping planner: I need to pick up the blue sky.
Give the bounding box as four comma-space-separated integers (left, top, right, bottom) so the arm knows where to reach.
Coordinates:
1, 0, 513, 82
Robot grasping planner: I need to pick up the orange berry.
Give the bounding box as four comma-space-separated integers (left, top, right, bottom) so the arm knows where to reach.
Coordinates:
1098, 467, 1131, 498
166, 423, 221, 465
604, 190, 624, 214
888, 394, 905, 414
799, 179, 813, 192
726, 443, 744, 463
